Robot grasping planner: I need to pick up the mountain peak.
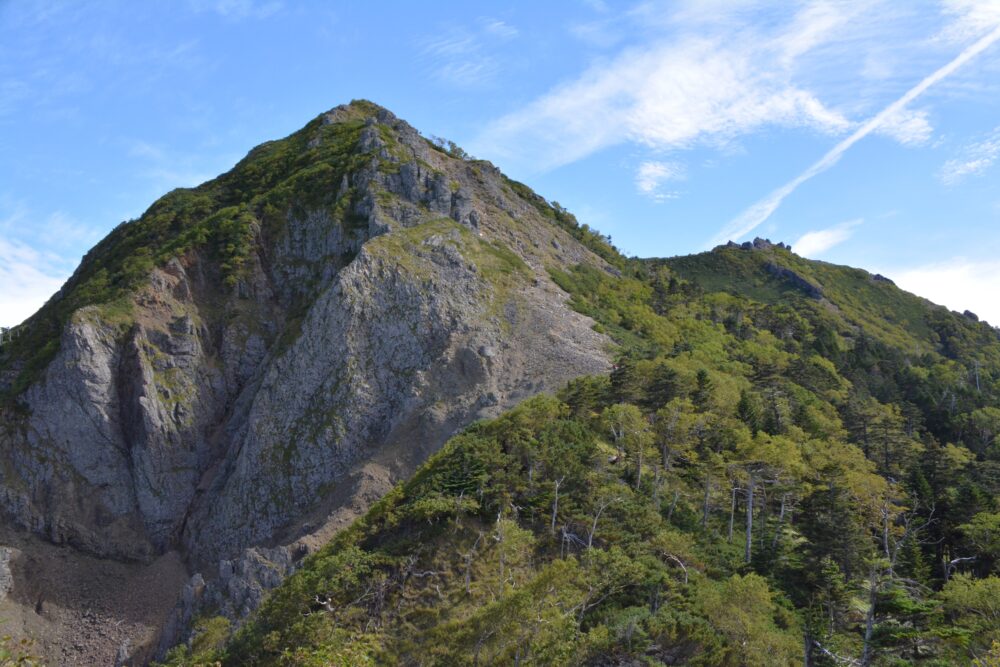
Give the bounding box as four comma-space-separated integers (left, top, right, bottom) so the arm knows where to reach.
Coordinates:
0, 102, 619, 661
0, 101, 615, 397
716, 236, 793, 253
3, 102, 1000, 666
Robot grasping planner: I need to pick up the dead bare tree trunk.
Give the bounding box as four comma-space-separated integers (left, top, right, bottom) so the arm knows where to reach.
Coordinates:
702, 474, 712, 528
588, 498, 617, 550
771, 493, 787, 548
667, 490, 679, 523
758, 485, 768, 552
745, 475, 755, 563
861, 567, 879, 667
550, 477, 564, 535
635, 443, 644, 490
463, 532, 483, 595
664, 553, 689, 584
728, 486, 737, 543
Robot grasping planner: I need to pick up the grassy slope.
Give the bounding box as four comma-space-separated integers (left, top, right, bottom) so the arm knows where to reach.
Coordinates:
664, 244, 1000, 358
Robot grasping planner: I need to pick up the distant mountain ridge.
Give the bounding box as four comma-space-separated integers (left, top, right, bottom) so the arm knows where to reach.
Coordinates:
666, 237, 1000, 353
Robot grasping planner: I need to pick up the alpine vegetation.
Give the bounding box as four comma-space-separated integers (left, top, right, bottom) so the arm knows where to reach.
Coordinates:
1, 103, 999, 666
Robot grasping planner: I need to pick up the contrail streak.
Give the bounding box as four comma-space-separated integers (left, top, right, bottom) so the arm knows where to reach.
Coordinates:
707, 22, 1000, 249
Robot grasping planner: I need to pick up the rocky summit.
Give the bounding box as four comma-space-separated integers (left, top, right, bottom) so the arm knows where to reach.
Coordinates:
0, 101, 611, 664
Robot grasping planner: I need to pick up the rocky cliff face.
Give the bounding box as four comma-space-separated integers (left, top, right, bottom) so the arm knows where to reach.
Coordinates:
0, 101, 611, 663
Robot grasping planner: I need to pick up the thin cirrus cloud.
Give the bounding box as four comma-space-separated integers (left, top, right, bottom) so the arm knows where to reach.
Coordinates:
471, 1, 894, 172
939, 125, 1000, 184
0, 231, 77, 327
707, 20, 1000, 248
476, 32, 852, 171
939, 0, 1000, 42
187, 0, 283, 20
876, 107, 934, 146
127, 139, 229, 202
0, 202, 100, 326
635, 160, 685, 202
419, 18, 519, 88
473, 0, 928, 172
474, 2, 962, 170
0, 202, 98, 254
793, 218, 862, 258
481, 19, 518, 39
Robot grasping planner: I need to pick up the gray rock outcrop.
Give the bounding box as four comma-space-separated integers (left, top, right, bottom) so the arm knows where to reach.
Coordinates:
0, 101, 612, 661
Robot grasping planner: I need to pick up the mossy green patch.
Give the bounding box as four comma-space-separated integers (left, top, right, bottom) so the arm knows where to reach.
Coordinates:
366, 218, 530, 298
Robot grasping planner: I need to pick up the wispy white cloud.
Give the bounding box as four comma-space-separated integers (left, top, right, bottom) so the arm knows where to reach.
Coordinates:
0, 79, 31, 117
34, 211, 101, 250
422, 33, 477, 58
635, 160, 684, 202
939, 0, 1000, 43
939, 125, 1000, 184
567, 0, 635, 48
187, 0, 283, 20
875, 107, 933, 146
129, 140, 166, 161
0, 200, 101, 324
433, 61, 497, 89
569, 19, 623, 48
482, 19, 518, 39
479, 44, 850, 170
477, 0, 947, 174
708, 21, 1000, 247
143, 167, 217, 192
0, 236, 72, 327
125, 138, 218, 195
0, 202, 97, 255
890, 258, 1000, 325
793, 218, 862, 257
776, 0, 856, 66
419, 17, 520, 88
861, 51, 897, 81
0, 4, 206, 126
581, 0, 610, 12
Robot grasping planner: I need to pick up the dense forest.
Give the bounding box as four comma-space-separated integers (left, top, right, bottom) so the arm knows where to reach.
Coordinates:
158, 219, 1000, 665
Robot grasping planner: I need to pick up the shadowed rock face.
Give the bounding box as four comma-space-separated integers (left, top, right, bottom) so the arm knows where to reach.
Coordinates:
764, 262, 824, 300
0, 102, 611, 661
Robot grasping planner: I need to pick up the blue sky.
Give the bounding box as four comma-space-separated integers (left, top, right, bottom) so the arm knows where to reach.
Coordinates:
2, 0, 1000, 326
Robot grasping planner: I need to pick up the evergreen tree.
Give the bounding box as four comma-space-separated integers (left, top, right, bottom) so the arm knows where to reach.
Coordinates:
692, 368, 714, 412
